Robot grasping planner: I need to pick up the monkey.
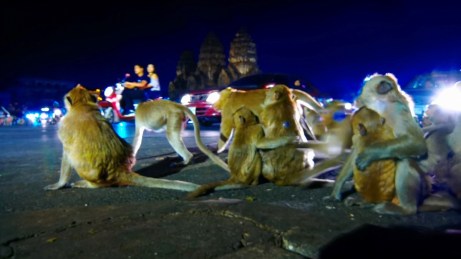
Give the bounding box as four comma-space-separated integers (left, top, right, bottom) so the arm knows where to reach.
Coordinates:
132, 99, 230, 172
420, 103, 461, 204
186, 107, 296, 198
255, 84, 315, 185
44, 85, 199, 192
330, 73, 429, 215
213, 85, 322, 153
335, 106, 399, 208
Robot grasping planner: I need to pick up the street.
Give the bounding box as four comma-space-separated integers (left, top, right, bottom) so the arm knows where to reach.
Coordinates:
1, 123, 461, 258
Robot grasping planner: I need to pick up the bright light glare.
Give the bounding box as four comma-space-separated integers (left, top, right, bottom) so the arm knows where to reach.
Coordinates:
53, 109, 62, 116
181, 94, 191, 105
41, 107, 50, 112
344, 102, 352, 110
431, 86, 461, 111
104, 86, 114, 97
206, 92, 220, 104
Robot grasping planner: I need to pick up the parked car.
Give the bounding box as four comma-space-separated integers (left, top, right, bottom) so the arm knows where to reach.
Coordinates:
180, 73, 325, 126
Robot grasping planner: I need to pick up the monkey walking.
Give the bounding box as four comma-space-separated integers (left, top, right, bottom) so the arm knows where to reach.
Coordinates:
44, 85, 199, 192
131, 99, 230, 172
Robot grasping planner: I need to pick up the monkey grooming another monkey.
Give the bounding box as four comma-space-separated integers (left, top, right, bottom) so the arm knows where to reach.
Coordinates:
330, 73, 429, 215
213, 85, 321, 153
44, 85, 199, 192
132, 99, 229, 172
187, 107, 296, 198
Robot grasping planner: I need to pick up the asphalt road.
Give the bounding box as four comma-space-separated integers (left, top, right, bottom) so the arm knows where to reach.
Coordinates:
1, 122, 461, 258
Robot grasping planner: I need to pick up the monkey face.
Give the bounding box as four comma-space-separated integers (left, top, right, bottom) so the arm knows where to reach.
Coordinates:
356, 73, 400, 107
233, 107, 259, 127
265, 84, 291, 104
351, 106, 386, 137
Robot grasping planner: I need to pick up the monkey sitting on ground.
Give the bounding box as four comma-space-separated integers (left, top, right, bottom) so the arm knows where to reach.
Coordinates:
187, 107, 296, 198
132, 99, 229, 172
330, 73, 429, 215
334, 106, 399, 208
44, 85, 199, 192
213, 85, 322, 153
419, 103, 461, 208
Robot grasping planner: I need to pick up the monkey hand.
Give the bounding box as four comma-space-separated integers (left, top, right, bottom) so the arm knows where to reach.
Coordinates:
44, 182, 68, 191
355, 150, 378, 171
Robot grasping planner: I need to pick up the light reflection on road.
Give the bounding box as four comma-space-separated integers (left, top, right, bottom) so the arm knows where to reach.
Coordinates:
112, 122, 221, 139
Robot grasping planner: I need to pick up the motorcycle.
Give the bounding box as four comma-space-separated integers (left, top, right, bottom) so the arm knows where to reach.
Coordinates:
97, 82, 136, 124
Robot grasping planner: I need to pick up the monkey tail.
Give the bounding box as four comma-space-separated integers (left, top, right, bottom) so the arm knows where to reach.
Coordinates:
183, 107, 231, 173
186, 179, 247, 199
124, 172, 199, 192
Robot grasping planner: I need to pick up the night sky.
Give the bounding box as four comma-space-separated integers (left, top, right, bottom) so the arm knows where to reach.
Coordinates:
2, 0, 460, 99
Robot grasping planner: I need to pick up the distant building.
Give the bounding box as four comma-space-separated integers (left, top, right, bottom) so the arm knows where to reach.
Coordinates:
168, 29, 260, 101
4, 77, 77, 108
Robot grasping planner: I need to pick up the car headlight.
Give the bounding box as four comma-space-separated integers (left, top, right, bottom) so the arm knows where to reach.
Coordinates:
104, 86, 115, 97
206, 92, 220, 104
181, 94, 191, 105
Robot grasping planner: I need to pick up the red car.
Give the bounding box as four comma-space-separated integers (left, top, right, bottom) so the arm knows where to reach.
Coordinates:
180, 73, 324, 126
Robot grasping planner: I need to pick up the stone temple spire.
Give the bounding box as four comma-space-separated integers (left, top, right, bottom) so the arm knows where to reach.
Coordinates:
197, 32, 226, 87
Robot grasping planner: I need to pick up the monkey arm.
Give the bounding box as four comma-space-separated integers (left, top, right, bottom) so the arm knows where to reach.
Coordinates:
355, 133, 427, 171
330, 152, 355, 200
255, 135, 296, 149
44, 151, 72, 190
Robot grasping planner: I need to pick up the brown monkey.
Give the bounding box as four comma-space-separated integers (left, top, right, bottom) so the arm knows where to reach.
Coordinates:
331, 73, 428, 215
132, 99, 229, 172
187, 107, 296, 198
44, 85, 199, 192
421, 104, 461, 202
343, 106, 399, 206
213, 86, 321, 153
257, 84, 316, 185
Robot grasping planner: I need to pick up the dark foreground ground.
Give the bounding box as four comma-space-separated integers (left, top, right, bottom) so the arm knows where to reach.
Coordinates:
1, 124, 461, 258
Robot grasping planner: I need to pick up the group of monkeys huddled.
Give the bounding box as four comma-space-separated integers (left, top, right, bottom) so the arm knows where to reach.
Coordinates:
44, 73, 461, 215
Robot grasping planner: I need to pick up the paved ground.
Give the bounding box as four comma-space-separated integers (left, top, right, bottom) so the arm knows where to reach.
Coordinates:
1, 123, 461, 258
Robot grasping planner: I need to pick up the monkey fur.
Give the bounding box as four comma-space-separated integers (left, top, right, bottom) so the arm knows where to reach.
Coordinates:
44, 85, 199, 192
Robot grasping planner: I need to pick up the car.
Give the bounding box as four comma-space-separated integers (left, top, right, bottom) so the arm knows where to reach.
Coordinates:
180, 73, 325, 126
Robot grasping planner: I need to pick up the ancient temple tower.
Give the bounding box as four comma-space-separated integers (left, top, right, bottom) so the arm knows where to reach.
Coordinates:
168, 29, 260, 100
196, 32, 226, 88
228, 28, 259, 76
218, 28, 260, 86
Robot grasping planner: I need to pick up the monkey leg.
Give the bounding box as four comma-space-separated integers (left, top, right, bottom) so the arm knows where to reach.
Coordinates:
373, 160, 421, 215
165, 119, 193, 164
132, 125, 145, 157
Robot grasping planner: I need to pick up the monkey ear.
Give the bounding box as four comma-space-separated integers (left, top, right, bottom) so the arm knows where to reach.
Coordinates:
358, 123, 367, 136
66, 96, 73, 106
377, 80, 393, 94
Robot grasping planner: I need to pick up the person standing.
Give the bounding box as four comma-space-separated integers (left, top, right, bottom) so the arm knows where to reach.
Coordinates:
147, 63, 162, 100
121, 64, 150, 115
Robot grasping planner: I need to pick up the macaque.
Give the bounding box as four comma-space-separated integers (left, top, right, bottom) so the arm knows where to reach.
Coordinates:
338, 106, 399, 207
132, 99, 229, 172
44, 85, 199, 192
187, 107, 295, 198
421, 104, 461, 203
331, 73, 429, 215
213, 85, 321, 153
